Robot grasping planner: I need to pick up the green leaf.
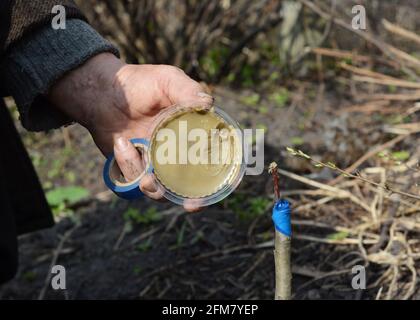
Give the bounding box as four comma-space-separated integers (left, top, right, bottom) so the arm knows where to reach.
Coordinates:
269, 71, 279, 82
123, 207, 161, 225
256, 124, 268, 132
391, 151, 410, 161
343, 57, 353, 65
123, 208, 140, 222
291, 136, 304, 146
240, 64, 255, 87
176, 222, 187, 247
249, 197, 271, 216
388, 85, 397, 93
241, 93, 260, 106
22, 271, 37, 282
136, 238, 152, 252
270, 88, 289, 108
46, 186, 89, 207
258, 106, 268, 114
327, 231, 349, 240
133, 266, 143, 275
377, 151, 387, 158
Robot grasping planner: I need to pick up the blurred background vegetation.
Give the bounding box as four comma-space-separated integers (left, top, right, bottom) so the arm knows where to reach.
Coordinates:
75, 0, 420, 86
2, 0, 420, 300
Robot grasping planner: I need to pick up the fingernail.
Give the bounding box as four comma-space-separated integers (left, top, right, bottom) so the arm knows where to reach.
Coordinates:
115, 137, 129, 151
197, 92, 213, 99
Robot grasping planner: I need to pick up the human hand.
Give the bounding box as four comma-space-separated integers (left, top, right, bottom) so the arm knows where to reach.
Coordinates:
48, 53, 213, 211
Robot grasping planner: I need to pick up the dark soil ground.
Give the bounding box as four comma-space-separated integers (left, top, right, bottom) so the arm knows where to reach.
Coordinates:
0, 84, 418, 299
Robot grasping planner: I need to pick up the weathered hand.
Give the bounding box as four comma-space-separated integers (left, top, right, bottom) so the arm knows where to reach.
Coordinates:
49, 53, 213, 211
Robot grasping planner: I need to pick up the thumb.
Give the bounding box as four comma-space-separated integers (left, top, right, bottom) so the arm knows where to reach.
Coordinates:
114, 136, 165, 201
113, 137, 144, 182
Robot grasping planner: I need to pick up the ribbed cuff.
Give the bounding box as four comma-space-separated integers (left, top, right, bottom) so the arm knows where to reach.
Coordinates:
0, 19, 119, 131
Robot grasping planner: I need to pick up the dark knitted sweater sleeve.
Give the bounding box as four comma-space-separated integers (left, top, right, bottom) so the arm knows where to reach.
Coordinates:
0, 1, 120, 131
1, 19, 119, 131
0, 0, 85, 55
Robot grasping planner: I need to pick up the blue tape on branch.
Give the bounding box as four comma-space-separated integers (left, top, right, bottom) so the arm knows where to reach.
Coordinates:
103, 138, 150, 200
272, 199, 291, 237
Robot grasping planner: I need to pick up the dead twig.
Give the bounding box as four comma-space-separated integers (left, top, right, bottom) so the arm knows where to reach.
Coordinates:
382, 19, 420, 46
38, 224, 79, 300
298, 0, 420, 72
311, 47, 371, 63
277, 167, 372, 212
360, 92, 420, 102
351, 75, 420, 89
328, 134, 408, 186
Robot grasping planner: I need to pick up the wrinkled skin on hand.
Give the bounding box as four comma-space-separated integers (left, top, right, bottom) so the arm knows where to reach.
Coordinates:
49, 53, 213, 211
